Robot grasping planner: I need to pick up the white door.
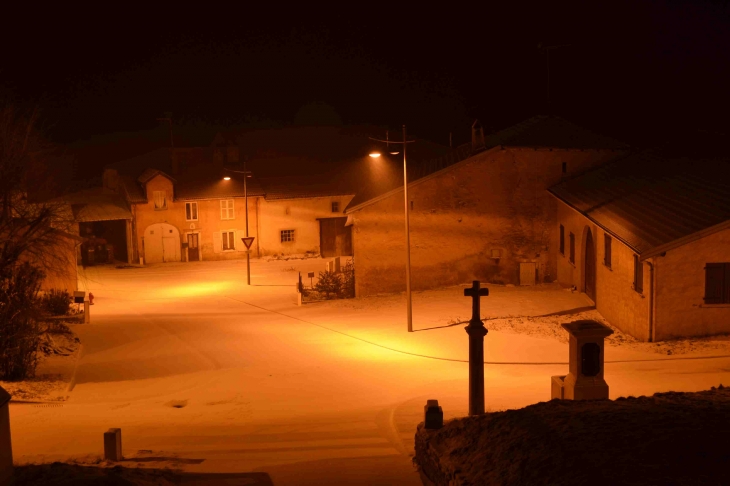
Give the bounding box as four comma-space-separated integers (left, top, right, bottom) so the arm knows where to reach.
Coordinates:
143, 223, 181, 263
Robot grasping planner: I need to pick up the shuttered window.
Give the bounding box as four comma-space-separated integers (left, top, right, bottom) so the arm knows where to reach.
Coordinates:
559, 225, 565, 255
604, 234, 612, 268
569, 232, 575, 264
633, 255, 643, 293
220, 200, 234, 220
704, 263, 730, 304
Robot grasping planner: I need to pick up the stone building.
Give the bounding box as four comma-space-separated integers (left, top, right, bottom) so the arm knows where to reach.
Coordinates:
549, 149, 730, 341
344, 116, 628, 297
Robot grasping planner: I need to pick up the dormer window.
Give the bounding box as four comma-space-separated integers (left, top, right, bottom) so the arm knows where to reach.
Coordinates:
153, 191, 167, 210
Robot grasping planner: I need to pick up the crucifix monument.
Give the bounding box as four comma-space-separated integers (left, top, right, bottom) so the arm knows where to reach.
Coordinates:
464, 280, 489, 415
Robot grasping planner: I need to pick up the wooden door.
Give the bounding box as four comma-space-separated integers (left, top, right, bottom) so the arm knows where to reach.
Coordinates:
187, 233, 199, 261
519, 262, 537, 286
319, 217, 352, 257
585, 229, 596, 301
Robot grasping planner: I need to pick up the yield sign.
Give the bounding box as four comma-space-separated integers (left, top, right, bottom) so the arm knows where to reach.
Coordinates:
241, 237, 255, 249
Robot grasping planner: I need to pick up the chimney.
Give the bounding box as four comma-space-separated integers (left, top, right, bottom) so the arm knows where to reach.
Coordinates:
471, 120, 485, 154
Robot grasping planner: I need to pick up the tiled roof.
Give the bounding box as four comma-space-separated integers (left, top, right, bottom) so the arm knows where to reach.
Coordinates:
549, 151, 730, 256
63, 188, 133, 222
346, 115, 629, 211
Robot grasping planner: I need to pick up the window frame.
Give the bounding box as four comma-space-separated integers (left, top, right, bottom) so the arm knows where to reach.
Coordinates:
185, 201, 198, 221
220, 199, 235, 220
331, 201, 340, 213
569, 232, 575, 264
704, 262, 730, 304
603, 234, 612, 268
633, 254, 643, 294
280, 229, 295, 243
559, 225, 565, 256
221, 230, 236, 251
153, 190, 167, 210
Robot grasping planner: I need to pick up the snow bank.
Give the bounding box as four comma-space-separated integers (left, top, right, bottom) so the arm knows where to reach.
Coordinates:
415, 386, 730, 486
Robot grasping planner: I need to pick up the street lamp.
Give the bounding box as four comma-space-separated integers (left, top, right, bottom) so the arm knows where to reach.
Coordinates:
223, 159, 253, 285
369, 125, 416, 332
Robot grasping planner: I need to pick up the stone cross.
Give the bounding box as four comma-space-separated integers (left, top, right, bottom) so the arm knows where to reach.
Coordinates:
464, 280, 489, 416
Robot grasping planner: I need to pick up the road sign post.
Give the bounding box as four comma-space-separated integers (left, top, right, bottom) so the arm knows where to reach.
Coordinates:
464, 280, 489, 416
241, 237, 255, 285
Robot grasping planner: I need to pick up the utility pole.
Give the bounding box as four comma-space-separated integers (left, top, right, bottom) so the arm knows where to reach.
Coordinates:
537, 43, 571, 109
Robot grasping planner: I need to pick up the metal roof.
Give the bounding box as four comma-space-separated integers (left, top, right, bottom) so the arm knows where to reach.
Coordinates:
549, 151, 730, 256
64, 188, 133, 222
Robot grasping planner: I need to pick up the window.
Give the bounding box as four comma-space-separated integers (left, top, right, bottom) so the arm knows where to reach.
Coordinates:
331, 201, 340, 213
633, 255, 643, 293
559, 225, 565, 255
569, 232, 575, 264
281, 229, 295, 243
604, 234, 612, 268
153, 191, 167, 210
562, 162, 567, 174
185, 202, 198, 221
704, 263, 730, 304
222, 230, 235, 251
220, 199, 234, 220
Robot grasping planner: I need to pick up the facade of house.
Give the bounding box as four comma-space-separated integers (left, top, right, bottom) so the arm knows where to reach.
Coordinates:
550, 151, 730, 341
345, 116, 627, 297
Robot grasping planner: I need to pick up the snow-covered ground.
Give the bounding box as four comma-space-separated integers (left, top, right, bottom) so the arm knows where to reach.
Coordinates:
8, 258, 730, 485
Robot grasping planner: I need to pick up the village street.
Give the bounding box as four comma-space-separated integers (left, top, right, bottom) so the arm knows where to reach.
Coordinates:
9, 259, 730, 485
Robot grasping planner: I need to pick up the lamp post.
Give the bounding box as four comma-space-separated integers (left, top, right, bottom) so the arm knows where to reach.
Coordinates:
223, 159, 252, 285
369, 125, 416, 332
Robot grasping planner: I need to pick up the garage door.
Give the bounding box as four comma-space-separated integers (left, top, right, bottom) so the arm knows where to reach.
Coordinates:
143, 223, 181, 263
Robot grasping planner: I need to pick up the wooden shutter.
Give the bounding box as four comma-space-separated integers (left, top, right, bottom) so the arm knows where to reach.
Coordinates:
704, 263, 727, 304
559, 225, 564, 255
604, 234, 612, 267
634, 255, 643, 293
213, 231, 222, 253
569, 233, 575, 263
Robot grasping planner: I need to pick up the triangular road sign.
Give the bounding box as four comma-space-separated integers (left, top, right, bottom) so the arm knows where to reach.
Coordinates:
241, 236, 255, 249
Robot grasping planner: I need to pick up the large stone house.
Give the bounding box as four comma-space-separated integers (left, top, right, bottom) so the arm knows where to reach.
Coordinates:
344, 116, 628, 297
549, 148, 730, 341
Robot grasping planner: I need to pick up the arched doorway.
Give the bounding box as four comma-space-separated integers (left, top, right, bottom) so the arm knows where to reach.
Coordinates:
143, 223, 181, 263
584, 228, 596, 301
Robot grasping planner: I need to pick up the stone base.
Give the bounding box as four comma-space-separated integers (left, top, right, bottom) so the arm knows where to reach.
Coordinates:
551, 375, 566, 400
563, 374, 609, 400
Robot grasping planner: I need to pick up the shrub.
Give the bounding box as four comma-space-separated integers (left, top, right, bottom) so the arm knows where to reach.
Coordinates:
314, 270, 343, 299
41, 289, 71, 316
0, 263, 44, 380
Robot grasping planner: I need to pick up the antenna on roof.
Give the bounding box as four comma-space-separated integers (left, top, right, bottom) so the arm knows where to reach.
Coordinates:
537, 43, 571, 111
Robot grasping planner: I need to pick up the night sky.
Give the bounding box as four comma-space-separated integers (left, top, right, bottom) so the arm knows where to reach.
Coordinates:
2, 2, 729, 157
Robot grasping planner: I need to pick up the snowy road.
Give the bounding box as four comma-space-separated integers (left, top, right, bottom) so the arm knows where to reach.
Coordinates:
9, 259, 730, 485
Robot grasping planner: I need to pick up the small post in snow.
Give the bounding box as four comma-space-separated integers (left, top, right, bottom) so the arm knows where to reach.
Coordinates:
103, 428, 122, 461
464, 280, 489, 416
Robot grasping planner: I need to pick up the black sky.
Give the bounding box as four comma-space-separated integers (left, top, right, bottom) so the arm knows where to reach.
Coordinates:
2, 1, 729, 150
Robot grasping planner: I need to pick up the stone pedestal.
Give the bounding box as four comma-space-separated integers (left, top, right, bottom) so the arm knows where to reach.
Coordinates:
551, 320, 613, 401
104, 428, 122, 461
0, 387, 12, 485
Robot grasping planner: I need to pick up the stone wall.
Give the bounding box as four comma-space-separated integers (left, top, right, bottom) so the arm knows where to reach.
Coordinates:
349, 147, 622, 296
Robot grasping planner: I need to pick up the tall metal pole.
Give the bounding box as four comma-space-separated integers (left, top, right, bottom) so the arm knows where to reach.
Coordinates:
403, 124, 413, 332
244, 158, 251, 286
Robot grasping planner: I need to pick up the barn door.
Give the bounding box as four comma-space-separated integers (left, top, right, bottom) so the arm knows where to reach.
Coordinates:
519, 262, 537, 286
319, 217, 351, 257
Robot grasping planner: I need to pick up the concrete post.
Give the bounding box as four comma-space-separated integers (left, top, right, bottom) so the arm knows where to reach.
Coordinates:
334, 257, 341, 273
464, 281, 489, 416
551, 320, 613, 400
84, 300, 90, 324
103, 428, 122, 461
0, 387, 12, 484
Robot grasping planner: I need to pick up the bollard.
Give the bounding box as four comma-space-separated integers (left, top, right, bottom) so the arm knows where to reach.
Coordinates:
424, 400, 443, 429
84, 300, 90, 324
103, 428, 122, 461
0, 387, 12, 484
296, 291, 302, 306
